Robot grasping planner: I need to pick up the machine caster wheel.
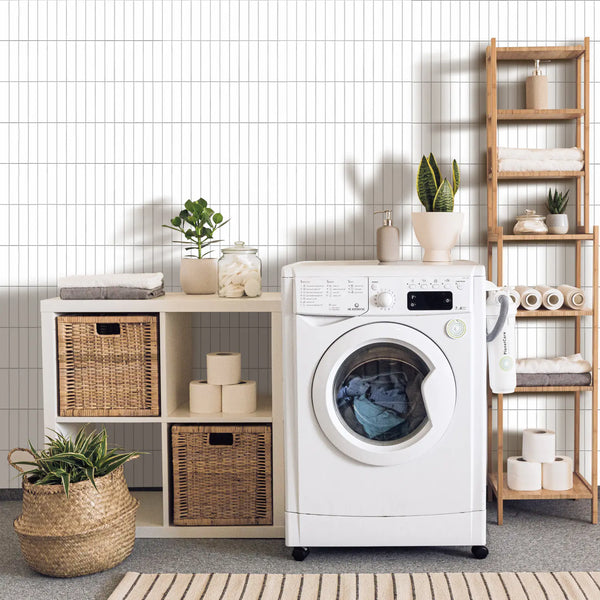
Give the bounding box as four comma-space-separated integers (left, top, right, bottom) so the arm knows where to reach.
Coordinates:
292, 547, 310, 561
471, 545, 489, 559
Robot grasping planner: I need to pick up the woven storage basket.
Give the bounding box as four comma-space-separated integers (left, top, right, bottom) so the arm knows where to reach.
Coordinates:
9, 451, 139, 578
171, 424, 272, 526
57, 314, 160, 417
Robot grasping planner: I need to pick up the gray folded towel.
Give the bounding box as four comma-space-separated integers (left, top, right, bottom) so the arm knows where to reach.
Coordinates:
517, 372, 592, 387
59, 286, 165, 300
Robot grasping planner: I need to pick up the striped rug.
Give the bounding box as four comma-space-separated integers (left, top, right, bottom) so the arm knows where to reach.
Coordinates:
108, 571, 600, 599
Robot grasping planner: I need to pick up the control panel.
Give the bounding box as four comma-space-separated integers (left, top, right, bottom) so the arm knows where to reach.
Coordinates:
295, 275, 473, 316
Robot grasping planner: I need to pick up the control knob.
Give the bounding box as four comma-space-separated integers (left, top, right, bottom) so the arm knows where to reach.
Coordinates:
376, 291, 395, 308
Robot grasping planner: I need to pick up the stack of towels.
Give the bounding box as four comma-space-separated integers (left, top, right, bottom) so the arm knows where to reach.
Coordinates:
498, 147, 584, 172
58, 273, 165, 299
516, 353, 592, 387
507, 428, 573, 491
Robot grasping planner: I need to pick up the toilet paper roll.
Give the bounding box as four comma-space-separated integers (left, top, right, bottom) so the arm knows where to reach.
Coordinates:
189, 380, 222, 414
222, 380, 257, 414
507, 456, 542, 491
535, 285, 565, 310
542, 456, 574, 491
522, 428, 556, 463
206, 352, 242, 385
558, 285, 586, 309
514, 286, 543, 311
504, 287, 521, 307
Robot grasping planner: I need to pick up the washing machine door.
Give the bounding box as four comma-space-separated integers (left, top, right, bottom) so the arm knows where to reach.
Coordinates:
312, 322, 456, 466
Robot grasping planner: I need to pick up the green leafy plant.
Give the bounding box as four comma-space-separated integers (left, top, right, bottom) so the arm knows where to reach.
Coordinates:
416, 153, 460, 212
163, 198, 229, 258
547, 188, 569, 214
12, 427, 140, 498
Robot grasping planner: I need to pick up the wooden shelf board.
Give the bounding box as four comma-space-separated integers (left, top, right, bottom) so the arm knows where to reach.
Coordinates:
488, 472, 593, 500
488, 233, 593, 242
497, 171, 584, 180
513, 385, 593, 393
516, 308, 593, 318
497, 109, 585, 121
494, 46, 585, 61
167, 395, 272, 423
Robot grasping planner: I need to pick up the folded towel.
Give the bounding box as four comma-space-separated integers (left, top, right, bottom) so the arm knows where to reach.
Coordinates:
498, 147, 584, 161
58, 273, 164, 290
60, 286, 165, 300
516, 353, 592, 374
498, 158, 584, 172
517, 372, 592, 387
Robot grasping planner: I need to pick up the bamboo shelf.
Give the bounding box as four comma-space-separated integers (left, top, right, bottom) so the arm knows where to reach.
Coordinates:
486, 38, 598, 526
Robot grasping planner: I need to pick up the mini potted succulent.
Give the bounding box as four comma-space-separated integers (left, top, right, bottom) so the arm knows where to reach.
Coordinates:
8, 427, 140, 577
413, 153, 464, 262
164, 198, 229, 294
546, 188, 569, 234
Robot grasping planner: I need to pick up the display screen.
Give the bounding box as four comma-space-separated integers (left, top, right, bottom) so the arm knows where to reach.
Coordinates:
407, 291, 453, 311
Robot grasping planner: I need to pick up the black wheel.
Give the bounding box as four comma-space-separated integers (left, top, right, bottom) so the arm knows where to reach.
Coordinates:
471, 545, 489, 559
292, 547, 310, 561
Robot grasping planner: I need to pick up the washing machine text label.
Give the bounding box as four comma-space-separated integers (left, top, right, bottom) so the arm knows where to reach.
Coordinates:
296, 278, 368, 315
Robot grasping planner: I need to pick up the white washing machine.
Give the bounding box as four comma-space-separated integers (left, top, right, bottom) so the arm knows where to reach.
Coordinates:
281, 260, 488, 561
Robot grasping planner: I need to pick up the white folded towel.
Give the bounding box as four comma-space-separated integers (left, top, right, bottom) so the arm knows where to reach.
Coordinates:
498, 147, 584, 161
58, 272, 164, 290
498, 159, 584, 172
516, 353, 592, 374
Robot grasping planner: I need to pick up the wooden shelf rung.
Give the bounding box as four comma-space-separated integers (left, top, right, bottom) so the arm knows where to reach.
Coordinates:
494, 46, 585, 61
497, 109, 585, 121
489, 472, 593, 500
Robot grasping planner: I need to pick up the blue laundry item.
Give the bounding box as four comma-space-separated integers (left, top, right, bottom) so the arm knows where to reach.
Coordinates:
336, 376, 370, 400
353, 397, 405, 439
369, 387, 409, 413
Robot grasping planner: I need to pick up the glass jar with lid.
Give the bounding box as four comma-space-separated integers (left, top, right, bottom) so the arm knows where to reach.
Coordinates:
513, 209, 548, 234
218, 242, 262, 298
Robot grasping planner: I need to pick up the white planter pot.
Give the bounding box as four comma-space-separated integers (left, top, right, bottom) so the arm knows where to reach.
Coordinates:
411, 212, 464, 262
180, 258, 217, 294
546, 213, 569, 235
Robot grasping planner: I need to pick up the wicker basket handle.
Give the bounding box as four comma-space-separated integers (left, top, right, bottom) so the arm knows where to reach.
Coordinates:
7, 448, 36, 473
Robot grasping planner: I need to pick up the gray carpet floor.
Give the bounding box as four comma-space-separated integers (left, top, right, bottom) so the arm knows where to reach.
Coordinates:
2, 498, 600, 600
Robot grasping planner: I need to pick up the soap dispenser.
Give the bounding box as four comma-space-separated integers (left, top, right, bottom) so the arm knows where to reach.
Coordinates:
375, 210, 399, 263
525, 59, 548, 109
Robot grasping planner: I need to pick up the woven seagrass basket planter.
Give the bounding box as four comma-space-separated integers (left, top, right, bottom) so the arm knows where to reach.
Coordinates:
10, 458, 139, 578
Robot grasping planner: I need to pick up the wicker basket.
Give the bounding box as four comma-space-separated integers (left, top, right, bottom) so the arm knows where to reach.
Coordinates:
171, 424, 272, 526
57, 314, 160, 417
8, 450, 139, 578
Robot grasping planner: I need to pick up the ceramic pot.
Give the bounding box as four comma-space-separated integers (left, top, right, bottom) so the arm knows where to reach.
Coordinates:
411, 212, 464, 262
546, 213, 569, 235
180, 257, 217, 294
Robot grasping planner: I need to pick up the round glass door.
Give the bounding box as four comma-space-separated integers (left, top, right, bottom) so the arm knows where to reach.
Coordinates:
312, 322, 455, 466
334, 343, 429, 444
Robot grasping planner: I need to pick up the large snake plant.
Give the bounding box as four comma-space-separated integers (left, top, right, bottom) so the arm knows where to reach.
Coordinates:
416, 153, 460, 212
12, 427, 140, 497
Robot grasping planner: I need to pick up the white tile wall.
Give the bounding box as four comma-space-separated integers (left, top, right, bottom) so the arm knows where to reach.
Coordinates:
1, 0, 599, 488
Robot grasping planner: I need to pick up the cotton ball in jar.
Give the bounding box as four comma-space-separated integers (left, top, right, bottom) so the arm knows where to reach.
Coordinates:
218, 242, 262, 298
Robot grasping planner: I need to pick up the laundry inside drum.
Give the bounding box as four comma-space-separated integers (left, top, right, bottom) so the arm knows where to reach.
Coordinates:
333, 343, 430, 444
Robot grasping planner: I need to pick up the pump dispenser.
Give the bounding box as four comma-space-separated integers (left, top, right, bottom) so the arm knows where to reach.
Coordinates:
525, 59, 548, 109
375, 210, 400, 263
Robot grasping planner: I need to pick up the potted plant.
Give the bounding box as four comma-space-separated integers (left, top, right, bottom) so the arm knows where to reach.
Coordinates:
412, 153, 464, 262
8, 427, 140, 577
546, 188, 569, 234
163, 198, 229, 294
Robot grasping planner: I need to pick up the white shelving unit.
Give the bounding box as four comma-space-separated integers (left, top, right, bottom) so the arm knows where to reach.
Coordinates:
40, 292, 284, 538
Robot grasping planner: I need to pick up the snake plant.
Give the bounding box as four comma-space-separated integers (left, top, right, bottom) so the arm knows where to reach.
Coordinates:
416, 153, 460, 212
547, 188, 569, 214
11, 427, 140, 497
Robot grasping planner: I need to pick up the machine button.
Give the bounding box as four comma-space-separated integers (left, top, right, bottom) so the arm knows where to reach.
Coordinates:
456, 281, 465, 290
408, 284, 418, 289
432, 284, 441, 289
371, 284, 378, 291
445, 319, 467, 339
420, 284, 429, 290
443, 283, 452, 289
376, 291, 395, 308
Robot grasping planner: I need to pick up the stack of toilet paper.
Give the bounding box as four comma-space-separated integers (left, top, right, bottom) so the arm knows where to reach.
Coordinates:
188, 352, 257, 415
507, 429, 573, 491
510, 285, 586, 311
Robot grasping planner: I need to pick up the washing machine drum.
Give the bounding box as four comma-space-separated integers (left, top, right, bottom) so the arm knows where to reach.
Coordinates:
312, 322, 456, 466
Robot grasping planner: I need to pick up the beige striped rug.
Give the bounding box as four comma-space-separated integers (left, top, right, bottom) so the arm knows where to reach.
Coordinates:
108, 572, 600, 599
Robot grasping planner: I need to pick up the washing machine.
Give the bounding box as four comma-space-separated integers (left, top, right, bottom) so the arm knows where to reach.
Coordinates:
281, 260, 488, 560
